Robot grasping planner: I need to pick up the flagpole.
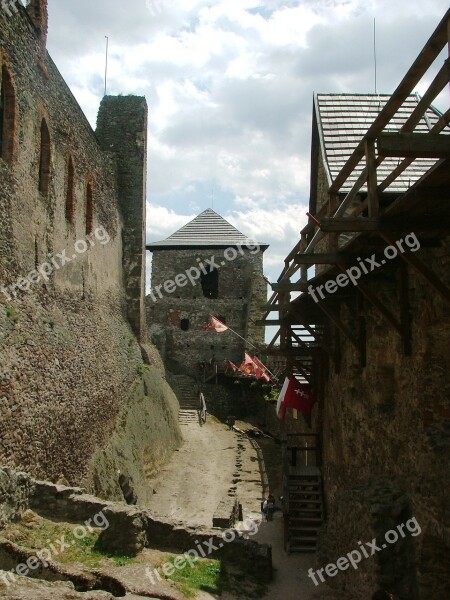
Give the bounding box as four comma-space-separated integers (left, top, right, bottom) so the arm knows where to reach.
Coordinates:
208, 314, 279, 381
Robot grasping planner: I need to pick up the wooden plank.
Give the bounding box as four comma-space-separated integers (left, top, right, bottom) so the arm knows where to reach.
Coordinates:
255, 320, 284, 326
377, 132, 450, 158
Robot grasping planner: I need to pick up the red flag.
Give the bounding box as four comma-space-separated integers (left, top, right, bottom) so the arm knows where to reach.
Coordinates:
240, 353, 270, 381
202, 314, 228, 333
276, 376, 316, 420
252, 355, 271, 382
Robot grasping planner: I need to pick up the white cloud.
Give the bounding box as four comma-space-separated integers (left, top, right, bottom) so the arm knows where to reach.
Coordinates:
46, 0, 449, 287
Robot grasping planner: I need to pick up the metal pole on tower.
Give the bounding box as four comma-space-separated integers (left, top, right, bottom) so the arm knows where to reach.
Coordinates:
104, 36, 109, 96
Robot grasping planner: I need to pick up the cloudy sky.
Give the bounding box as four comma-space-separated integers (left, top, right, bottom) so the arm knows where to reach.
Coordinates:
45, 0, 448, 283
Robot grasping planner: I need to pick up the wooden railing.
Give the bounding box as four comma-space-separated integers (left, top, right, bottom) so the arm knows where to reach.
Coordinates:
258, 9, 450, 356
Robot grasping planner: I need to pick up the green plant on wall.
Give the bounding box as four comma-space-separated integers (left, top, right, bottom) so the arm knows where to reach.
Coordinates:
263, 384, 280, 403
4, 305, 18, 323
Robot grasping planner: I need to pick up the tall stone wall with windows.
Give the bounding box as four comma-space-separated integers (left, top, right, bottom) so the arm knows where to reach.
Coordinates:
147, 246, 266, 374
0, 2, 181, 493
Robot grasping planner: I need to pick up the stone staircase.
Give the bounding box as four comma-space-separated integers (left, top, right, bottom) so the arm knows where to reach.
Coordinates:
171, 374, 198, 424
287, 466, 323, 553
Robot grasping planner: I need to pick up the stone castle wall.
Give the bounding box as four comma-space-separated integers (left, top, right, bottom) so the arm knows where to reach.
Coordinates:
147, 247, 266, 373
0, 4, 181, 491
317, 236, 450, 599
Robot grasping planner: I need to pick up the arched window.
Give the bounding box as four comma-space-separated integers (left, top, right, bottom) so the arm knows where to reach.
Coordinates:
201, 268, 219, 299
180, 318, 190, 331
65, 155, 75, 223
38, 118, 51, 196
0, 65, 16, 163
85, 181, 93, 235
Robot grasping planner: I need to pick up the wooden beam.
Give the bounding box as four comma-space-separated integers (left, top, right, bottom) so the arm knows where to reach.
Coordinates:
272, 282, 309, 292
328, 11, 450, 195
266, 329, 281, 351
320, 218, 380, 232
255, 320, 284, 326
260, 304, 286, 311
377, 132, 450, 159
320, 214, 450, 233
365, 138, 379, 217
294, 253, 352, 265
264, 347, 321, 357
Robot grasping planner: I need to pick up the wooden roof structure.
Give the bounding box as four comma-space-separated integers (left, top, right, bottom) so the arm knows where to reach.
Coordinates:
147, 208, 269, 251
257, 9, 450, 386
314, 93, 445, 193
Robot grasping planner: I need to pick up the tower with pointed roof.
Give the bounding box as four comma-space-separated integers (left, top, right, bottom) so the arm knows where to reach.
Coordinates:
146, 209, 268, 374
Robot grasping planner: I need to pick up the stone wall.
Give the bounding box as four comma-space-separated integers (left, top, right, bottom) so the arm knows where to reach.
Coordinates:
147, 247, 266, 373
0, 468, 273, 584
89, 366, 182, 505
317, 237, 450, 599
0, 5, 180, 492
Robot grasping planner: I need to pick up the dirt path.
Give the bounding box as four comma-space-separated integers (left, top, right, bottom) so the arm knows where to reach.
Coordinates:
145, 407, 337, 599
145, 409, 263, 528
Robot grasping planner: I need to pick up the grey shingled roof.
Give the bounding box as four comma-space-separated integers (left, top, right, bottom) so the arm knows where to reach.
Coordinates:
147, 209, 268, 250
315, 93, 447, 193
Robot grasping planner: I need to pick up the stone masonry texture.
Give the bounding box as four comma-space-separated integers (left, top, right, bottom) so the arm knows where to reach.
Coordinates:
147, 247, 266, 374
0, 4, 181, 492
310, 148, 450, 600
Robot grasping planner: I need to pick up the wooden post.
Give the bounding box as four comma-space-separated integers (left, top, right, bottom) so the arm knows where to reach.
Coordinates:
300, 233, 308, 282
328, 192, 339, 252
365, 138, 379, 217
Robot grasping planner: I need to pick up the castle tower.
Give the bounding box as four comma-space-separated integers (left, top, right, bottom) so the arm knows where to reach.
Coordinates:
146, 209, 268, 374
96, 96, 148, 341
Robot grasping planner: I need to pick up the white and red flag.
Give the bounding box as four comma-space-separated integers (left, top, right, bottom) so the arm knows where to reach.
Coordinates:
276, 376, 316, 420
252, 355, 271, 382
202, 314, 228, 333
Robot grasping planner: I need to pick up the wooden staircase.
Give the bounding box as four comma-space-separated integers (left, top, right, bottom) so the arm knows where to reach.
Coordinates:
286, 466, 324, 553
